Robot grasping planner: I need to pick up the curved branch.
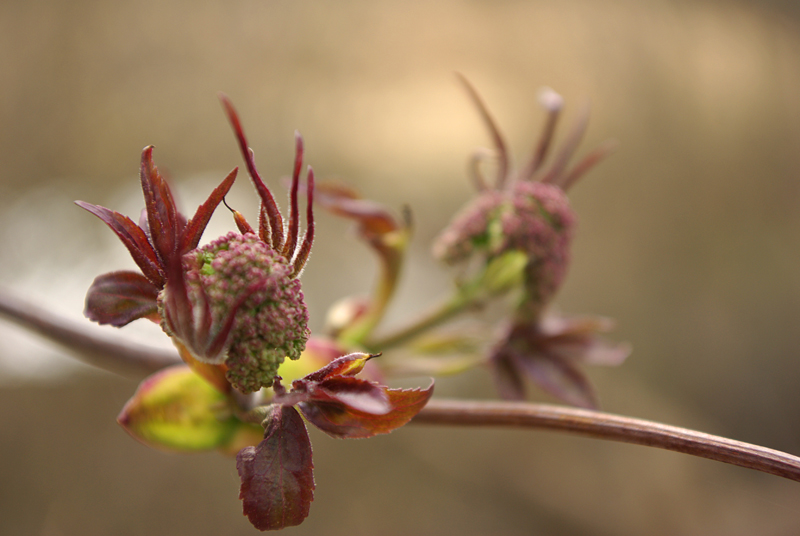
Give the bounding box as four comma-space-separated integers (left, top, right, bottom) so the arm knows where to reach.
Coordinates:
413, 398, 800, 482
0, 288, 180, 381
3, 288, 799, 483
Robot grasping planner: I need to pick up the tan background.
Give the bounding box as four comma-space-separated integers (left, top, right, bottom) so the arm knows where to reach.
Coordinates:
2, 0, 800, 534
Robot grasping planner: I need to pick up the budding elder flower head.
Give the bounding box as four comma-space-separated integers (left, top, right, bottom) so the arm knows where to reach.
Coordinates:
160, 96, 315, 393
79, 95, 315, 395
433, 77, 616, 319
163, 232, 309, 394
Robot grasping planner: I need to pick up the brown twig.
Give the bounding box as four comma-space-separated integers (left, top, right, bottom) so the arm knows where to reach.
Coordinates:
2, 288, 798, 483
413, 398, 800, 482
0, 288, 180, 380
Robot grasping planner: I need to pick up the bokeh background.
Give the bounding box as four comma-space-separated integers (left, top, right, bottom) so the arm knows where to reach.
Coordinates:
2, 0, 800, 534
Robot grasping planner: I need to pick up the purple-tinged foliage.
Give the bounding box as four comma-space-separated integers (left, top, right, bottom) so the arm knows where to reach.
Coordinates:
237, 405, 315, 531
490, 314, 631, 408
313, 180, 412, 346
219, 94, 315, 277
84, 270, 160, 327
237, 353, 433, 530
432, 76, 626, 406
76, 148, 237, 327
298, 383, 433, 439
281, 352, 434, 439
166, 232, 309, 393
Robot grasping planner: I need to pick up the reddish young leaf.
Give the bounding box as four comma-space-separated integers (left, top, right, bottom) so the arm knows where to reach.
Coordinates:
219, 94, 284, 249
237, 405, 315, 531
510, 350, 598, 409
140, 146, 185, 266
74, 201, 164, 286
298, 383, 434, 439
490, 350, 527, 402
84, 271, 160, 326
181, 167, 238, 252
310, 376, 391, 415
314, 181, 398, 236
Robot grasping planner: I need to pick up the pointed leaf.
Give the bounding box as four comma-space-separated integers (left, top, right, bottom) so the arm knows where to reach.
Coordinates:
490, 351, 527, 401
140, 146, 184, 266
290, 167, 315, 276
511, 351, 598, 409
549, 337, 631, 366
301, 352, 375, 383
237, 405, 314, 531
219, 94, 285, 249
299, 383, 434, 439
276, 337, 345, 385
281, 133, 304, 259
315, 180, 398, 236
84, 271, 159, 326
117, 365, 237, 451
181, 167, 238, 252
75, 201, 164, 286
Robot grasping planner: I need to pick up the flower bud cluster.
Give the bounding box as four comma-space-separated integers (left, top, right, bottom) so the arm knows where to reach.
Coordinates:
181, 232, 309, 393
434, 180, 575, 309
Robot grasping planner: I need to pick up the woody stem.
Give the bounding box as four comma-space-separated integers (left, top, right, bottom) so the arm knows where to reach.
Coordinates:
413, 399, 800, 482
3, 288, 799, 483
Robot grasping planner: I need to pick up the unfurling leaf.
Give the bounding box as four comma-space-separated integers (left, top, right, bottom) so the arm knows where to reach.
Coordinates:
117, 365, 238, 451
237, 405, 315, 531
299, 383, 434, 439
84, 271, 160, 326
308, 376, 392, 415
301, 352, 376, 382
274, 337, 348, 385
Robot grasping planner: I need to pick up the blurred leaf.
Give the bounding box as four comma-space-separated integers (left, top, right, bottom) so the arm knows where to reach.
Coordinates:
491, 352, 527, 401
383, 354, 486, 377
84, 271, 159, 326
410, 333, 484, 355
237, 405, 314, 531
510, 351, 598, 409
117, 365, 237, 451
478, 250, 527, 295
315, 180, 399, 236
216, 421, 265, 457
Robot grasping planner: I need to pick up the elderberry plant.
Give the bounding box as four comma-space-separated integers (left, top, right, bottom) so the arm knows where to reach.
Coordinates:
0, 77, 796, 532
76, 80, 628, 531
76, 96, 432, 530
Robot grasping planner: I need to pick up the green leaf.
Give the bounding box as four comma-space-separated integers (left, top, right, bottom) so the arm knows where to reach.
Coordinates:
476, 250, 527, 296
237, 405, 315, 531
117, 365, 237, 451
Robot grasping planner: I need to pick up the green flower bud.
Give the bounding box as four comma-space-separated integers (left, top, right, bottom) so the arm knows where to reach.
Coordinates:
164, 232, 310, 394
434, 181, 575, 312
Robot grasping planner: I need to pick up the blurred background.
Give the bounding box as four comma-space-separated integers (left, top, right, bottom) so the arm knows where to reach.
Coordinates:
2, 0, 800, 534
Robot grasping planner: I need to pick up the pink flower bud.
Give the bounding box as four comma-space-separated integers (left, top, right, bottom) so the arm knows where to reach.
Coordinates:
434, 180, 575, 312
164, 232, 310, 394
